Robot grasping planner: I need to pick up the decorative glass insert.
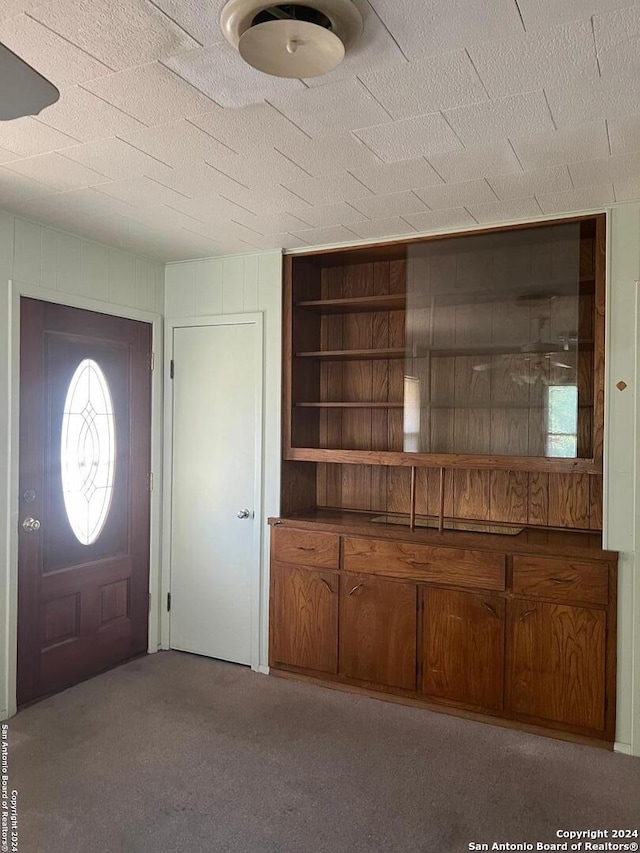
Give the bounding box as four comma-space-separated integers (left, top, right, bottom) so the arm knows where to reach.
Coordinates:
61, 359, 116, 546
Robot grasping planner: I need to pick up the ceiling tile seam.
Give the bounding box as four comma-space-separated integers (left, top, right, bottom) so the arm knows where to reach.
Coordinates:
565, 164, 575, 191
229, 218, 265, 237
589, 16, 602, 78
272, 147, 315, 178
138, 174, 195, 200
218, 193, 262, 217
483, 178, 500, 202
361, 0, 409, 62
27, 117, 84, 149
345, 131, 384, 165
344, 201, 372, 221
345, 169, 377, 195
532, 196, 545, 215
355, 77, 396, 122
438, 110, 467, 149
462, 206, 480, 224
604, 119, 612, 157
72, 83, 153, 128
464, 48, 492, 100
541, 89, 558, 132
506, 139, 525, 172
201, 159, 255, 191
2, 154, 114, 188
421, 157, 447, 185
21, 11, 117, 75
263, 100, 314, 141
144, 0, 205, 48
512, 0, 527, 33
152, 60, 222, 112
162, 204, 209, 226
110, 135, 183, 170
183, 118, 240, 155
398, 215, 417, 231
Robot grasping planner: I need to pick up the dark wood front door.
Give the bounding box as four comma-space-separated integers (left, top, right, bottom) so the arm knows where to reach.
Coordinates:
17, 298, 152, 705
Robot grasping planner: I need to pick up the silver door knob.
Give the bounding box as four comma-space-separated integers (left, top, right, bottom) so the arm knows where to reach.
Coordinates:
237, 509, 251, 519
22, 516, 41, 532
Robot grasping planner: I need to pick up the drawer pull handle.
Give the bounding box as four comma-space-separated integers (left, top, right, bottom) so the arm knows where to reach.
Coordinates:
273, 520, 283, 526
519, 608, 537, 622
319, 578, 334, 594
298, 546, 315, 552
550, 577, 572, 584
482, 602, 499, 619
349, 583, 364, 596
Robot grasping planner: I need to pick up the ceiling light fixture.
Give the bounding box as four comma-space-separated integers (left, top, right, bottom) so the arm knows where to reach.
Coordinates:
220, 0, 363, 79
0, 43, 59, 121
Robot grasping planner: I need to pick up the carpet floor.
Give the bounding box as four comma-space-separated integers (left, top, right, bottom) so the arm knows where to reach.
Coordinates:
8, 651, 640, 853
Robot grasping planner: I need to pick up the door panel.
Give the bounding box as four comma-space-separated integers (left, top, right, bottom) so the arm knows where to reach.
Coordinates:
422, 588, 505, 710
170, 320, 261, 665
507, 598, 606, 731
339, 573, 417, 690
18, 299, 152, 705
271, 562, 338, 673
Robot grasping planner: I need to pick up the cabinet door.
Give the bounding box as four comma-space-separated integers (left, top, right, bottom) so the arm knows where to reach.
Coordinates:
507, 598, 606, 731
339, 574, 417, 690
422, 588, 505, 710
271, 563, 338, 673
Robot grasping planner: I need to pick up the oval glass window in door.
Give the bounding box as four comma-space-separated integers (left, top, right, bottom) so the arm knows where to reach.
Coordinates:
61, 359, 116, 546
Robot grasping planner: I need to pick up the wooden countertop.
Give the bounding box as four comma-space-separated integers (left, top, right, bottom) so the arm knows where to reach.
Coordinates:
268, 509, 617, 561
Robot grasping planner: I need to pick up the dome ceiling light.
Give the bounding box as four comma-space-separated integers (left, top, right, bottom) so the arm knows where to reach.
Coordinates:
220, 0, 363, 79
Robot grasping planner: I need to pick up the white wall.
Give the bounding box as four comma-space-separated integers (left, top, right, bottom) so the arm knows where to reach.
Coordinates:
164, 252, 282, 669
0, 210, 165, 720
604, 203, 640, 755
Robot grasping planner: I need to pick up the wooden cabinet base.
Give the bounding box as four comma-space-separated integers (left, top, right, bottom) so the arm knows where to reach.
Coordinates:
270, 666, 615, 751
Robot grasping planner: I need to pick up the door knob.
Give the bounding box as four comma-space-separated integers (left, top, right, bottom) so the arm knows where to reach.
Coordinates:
22, 516, 41, 532
237, 509, 252, 519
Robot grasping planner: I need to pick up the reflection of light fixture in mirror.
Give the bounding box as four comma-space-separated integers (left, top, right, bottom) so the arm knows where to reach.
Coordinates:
403, 375, 421, 453
220, 0, 363, 79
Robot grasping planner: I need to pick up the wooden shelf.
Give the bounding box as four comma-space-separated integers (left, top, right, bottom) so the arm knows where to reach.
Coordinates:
296, 348, 406, 361
296, 294, 406, 314
296, 402, 404, 408
410, 342, 593, 359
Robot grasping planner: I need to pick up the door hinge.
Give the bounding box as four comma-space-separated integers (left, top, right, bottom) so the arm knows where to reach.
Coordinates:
148, 472, 154, 492
149, 351, 155, 371
170, 359, 174, 379
167, 592, 171, 612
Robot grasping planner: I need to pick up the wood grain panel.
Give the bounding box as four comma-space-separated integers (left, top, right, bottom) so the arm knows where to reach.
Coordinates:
453, 469, 491, 521
512, 556, 608, 605
528, 472, 549, 526
548, 473, 590, 529
271, 563, 338, 673
490, 470, 528, 523
422, 588, 505, 710
273, 527, 339, 568
343, 537, 506, 590
590, 475, 603, 530
507, 598, 606, 731
339, 573, 417, 690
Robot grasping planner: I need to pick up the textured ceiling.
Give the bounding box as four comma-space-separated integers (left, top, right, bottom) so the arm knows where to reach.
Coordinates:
0, 0, 639, 261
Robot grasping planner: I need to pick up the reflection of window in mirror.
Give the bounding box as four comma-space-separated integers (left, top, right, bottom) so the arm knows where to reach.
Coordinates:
546, 384, 578, 458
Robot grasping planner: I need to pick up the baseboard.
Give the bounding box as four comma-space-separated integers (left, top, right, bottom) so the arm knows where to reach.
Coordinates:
258, 665, 270, 675
614, 741, 632, 755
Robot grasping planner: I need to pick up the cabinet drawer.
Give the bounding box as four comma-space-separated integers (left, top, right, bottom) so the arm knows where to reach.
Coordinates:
512, 556, 608, 606
343, 537, 505, 591
272, 527, 339, 568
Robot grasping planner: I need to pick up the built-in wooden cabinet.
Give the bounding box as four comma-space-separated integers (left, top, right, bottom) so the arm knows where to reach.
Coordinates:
339, 574, 417, 690
272, 214, 617, 747
270, 562, 338, 674
421, 588, 505, 710
507, 598, 607, 732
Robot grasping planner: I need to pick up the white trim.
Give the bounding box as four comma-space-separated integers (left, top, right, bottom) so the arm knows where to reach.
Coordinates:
614, 741, 633, 755
163, 312, 265, 672
2, 280, 163, 719
258, 665, 270, 675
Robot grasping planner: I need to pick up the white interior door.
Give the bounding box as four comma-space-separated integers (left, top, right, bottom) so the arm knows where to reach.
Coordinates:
169, 316, 262, 666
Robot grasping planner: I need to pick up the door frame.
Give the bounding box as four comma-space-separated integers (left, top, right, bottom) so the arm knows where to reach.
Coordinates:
163, 313, 264, 672
1, 278, 164, 720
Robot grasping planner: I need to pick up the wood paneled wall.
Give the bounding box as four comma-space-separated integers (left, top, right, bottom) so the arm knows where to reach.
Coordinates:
316, 464, 604, 531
